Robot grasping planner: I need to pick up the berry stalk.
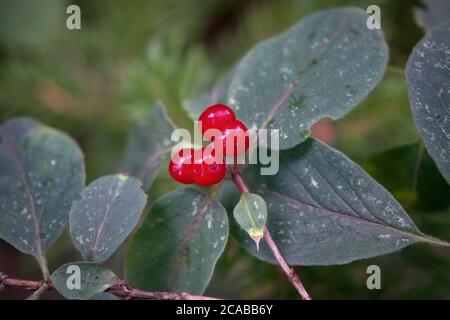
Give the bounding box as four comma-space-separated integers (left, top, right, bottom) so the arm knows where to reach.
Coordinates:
230, 169, 311, 300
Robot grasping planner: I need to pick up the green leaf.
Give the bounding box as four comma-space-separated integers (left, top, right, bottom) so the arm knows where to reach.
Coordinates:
50, 262, 118, 300
365, 143, 450, 211
122, 103, 175, 190
0, 118, 85, 264
229, 139, 447, 266
233, 192, 267, 248
406, 21, 450, 185
415, 0, 450, 30
70, 174, 147, 263
126, 187, 228, 294
228, 7, 388, 150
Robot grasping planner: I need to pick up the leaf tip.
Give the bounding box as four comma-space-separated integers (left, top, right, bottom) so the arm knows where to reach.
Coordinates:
248, 228, 264, 251
420, 234, 450, 248
252, 234, 263, 251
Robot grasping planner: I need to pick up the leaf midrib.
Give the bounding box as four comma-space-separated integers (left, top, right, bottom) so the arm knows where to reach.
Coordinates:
241, 194, 259, 230
259, 185, 446, 246
3, 130, 43, 258
89, 179, 125, 260
138, 147, 171, 182
260, 14, 349, 129
167, 193, 216, 288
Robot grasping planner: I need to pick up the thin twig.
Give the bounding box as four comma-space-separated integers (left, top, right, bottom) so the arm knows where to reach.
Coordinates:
26, 282, 49, 300
231, 168, 249, 193
263, 228, 311, 300
230, 169, 311, 300
0, 275, 219, 300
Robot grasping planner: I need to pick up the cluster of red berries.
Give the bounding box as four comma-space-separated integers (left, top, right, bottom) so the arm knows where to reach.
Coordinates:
169, 104, 249, 186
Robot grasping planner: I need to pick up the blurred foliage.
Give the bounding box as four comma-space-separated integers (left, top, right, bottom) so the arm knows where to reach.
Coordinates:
0, 0, 449, 299
365, 143, 450, 212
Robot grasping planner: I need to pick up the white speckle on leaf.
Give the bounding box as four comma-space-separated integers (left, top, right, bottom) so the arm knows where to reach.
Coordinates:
310, 177, 319, 188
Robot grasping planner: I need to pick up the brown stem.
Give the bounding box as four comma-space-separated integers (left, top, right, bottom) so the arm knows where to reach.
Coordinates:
26, 282, 49, 300
0, 275, 219, 300
109, 287, 219, 300
230, 169, 311, 300
231, 168, 249, 193
263, 228, 311, 300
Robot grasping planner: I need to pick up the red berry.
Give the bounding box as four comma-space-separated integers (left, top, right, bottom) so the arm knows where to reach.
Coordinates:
168, 148, 194, 184
198, 104, 235, 134
216, 120, 249, 157
192, 148, 226, 186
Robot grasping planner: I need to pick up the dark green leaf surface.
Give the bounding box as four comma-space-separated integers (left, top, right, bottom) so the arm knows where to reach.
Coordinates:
228, 7, 388, 150
407, 21, 450, 185
0, 118, 85, 261
122, 103, 175, 190
230, 139, 446, 266
415, 0, 450, 30
126, 187, 228, 294
50, 262, 118, 300
70, 174, 147, 263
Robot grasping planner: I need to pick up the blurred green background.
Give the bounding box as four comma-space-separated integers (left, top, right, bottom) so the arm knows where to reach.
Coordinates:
1, 0, 449, 299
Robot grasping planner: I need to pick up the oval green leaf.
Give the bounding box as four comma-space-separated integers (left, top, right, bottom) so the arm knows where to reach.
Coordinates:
0, 118, 85, 262
125, 187, 228, 294
406, 21, 450, 185
51, 262, 118, 300
228, 7, 388, 150
229, 139, 447, 265
70, 174, 147, 263
233, 192, 267, 248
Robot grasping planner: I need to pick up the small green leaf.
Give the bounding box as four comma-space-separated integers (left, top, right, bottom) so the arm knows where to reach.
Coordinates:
233, 192, 267, 249
122, 103, 175, 190
50, 262, 118, 300
126, 187, 228, 295
406, 21, 450, 185
228, 7, 388, 150
70, 174, 147, 263
0, 118, 85, 265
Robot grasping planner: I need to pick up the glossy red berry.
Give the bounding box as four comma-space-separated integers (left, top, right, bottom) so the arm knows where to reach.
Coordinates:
192, 148, 226, 186
198, 104, 235, 134
168, 148, 194, 184
169, 104, 248, 186
216, 120, 249, 157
